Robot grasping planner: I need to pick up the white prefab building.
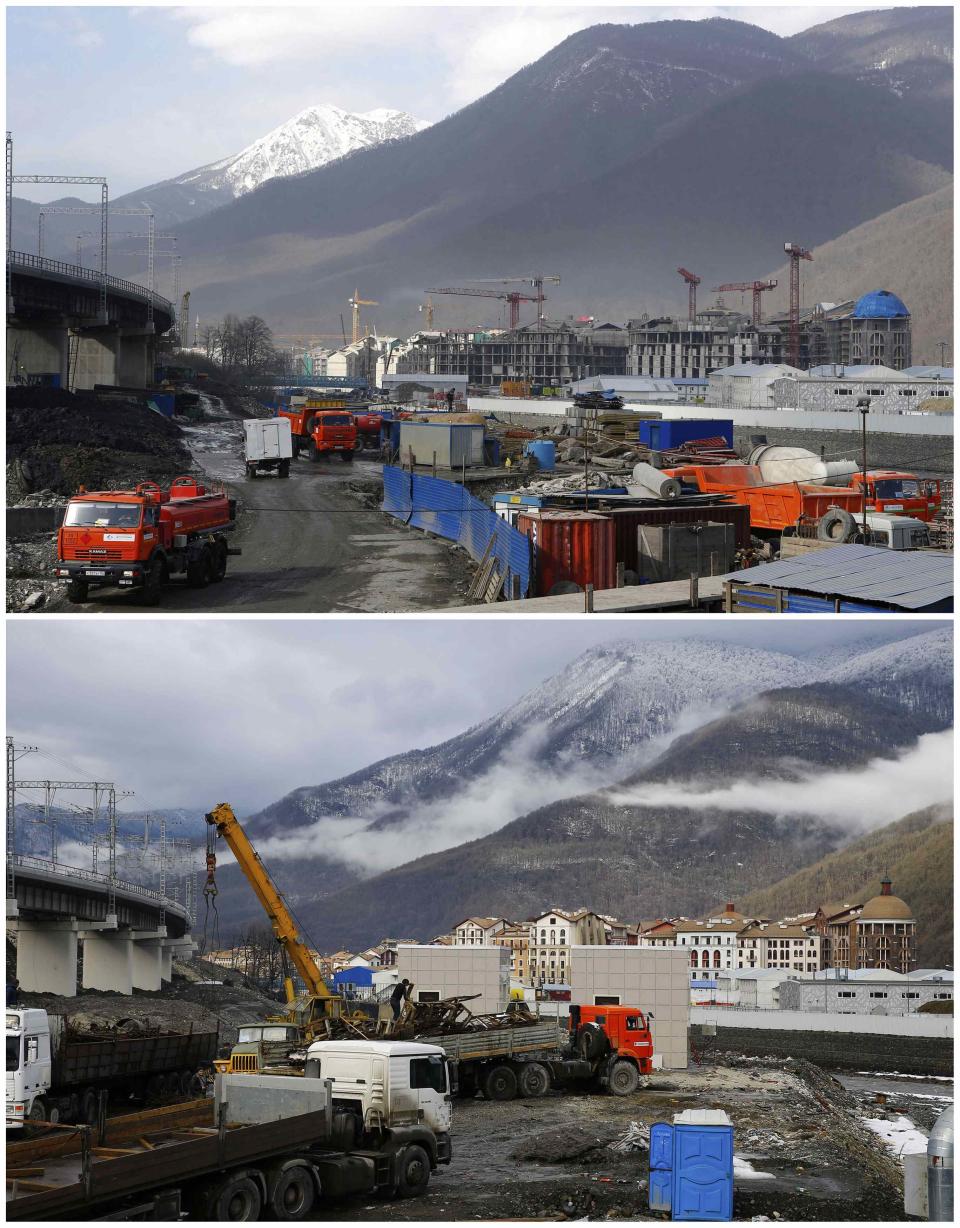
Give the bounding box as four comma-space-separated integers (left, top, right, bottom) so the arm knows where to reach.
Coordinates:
395, 944, 510, 1014
771, 365, 954, 413
714, 969, 791, 1009
706, 362, 803, 409
569, 946, 689, 1070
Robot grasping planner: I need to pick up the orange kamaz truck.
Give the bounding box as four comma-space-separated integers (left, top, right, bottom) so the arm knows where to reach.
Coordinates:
55, 477, 237, 606
277, 399, 358, 461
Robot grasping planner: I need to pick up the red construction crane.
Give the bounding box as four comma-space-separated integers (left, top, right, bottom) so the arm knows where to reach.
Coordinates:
783, 243, 813, 367
677, 268, 701, 322
426, 286, 539, 329
713, 279, 778, 326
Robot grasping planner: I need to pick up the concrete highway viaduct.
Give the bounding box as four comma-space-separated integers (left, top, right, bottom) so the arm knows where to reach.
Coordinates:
6, 251, 174, 390
8, 856, 194, 997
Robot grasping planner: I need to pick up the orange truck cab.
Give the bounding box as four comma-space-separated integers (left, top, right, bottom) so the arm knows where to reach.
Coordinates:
849, 471, 941, 521
568, 1004, 654, 1093
55, 477, 238, 606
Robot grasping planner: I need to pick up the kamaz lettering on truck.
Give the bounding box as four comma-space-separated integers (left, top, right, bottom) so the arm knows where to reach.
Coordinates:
55, 477, 238, 606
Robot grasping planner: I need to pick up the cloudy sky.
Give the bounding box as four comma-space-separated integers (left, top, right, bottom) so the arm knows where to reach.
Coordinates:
8, 3, 894, 199
6, 617, 944, 824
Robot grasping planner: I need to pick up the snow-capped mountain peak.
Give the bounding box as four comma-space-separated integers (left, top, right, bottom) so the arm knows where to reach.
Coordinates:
175, 104, 430, 199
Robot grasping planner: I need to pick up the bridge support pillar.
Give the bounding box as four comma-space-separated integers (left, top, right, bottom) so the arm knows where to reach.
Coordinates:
131, 929, 167, 992
161, 937, 195, 982
73, 327, 119, 391
16, 921, 79, 996
82, 930, 134, 994
117, 328, 155, 389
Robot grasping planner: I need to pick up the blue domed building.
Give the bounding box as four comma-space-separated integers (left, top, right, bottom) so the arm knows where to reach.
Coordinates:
821, 288, 912, 370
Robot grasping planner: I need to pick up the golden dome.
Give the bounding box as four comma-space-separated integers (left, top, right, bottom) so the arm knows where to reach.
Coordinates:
860, 892, 914, 921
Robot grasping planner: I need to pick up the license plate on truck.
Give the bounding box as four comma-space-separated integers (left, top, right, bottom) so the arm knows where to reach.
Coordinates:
86, 569, 106, 576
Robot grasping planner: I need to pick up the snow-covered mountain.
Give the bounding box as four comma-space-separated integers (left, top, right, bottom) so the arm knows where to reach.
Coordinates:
823, 625, 952, 726
180, 105, 430, 201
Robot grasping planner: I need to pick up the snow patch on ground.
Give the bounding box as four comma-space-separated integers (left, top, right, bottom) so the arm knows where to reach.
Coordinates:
734, 1156, 775, 1180
863, 1115, 928, 1158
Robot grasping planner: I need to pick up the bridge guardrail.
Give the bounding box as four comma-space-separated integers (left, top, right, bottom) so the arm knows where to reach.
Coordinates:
12, 852, 185, 916
8, 250, 173, 314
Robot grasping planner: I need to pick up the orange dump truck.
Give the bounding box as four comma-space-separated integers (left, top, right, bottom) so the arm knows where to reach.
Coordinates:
56, 477, 237, 606
277, 399, 358, 460
666, 463, 940, 534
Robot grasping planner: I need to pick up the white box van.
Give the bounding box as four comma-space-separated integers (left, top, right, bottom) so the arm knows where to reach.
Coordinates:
244, 417, 293, 479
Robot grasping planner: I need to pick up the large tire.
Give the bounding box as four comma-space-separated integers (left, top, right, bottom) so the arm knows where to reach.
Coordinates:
309, 440, 322, 463
137, 557, 164, 607
577, 1023, 609, 1062
341, 450, 354, 463
187, 546, 213, 589
484, 1063, 519, 1101
518, 1061, 551, 1098
395, 1144, 431, 1200
608, 1059, 641, 1097
211, 542, 228, 583
279, 459, 291, 478
66, 578, 88, 604
204, 1173, 263, 1221
27, 1098, 48, 1122
817, 507, 858, 543
292, 438, 301, 459
268, 1162, 316, 1220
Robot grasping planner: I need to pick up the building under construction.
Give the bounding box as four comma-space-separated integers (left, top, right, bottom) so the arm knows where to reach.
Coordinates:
626, 306, 784, 379
394, 319, 629, 387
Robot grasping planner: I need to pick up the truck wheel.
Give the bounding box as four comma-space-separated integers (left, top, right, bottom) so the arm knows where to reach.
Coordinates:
309, 440, 322, 463
817, 507, 858, 542
66, 579, 88, 604
577, 1023, 609, 1062
518, 1062, 551, 1098
292, 439, 301, 458
205, 1173, 263, 1221
187, 547, 213, 588
279, 459, 291, 478
137, 557, 164, 607
608, 1060, 641, 1097
27, 1098, 48, 1122
341, 450, 354, 463
268, 1163, 316, 1220
211, 542, 228, 583
395, 1144, 431, 1199
246, 463, 257, 480
484, 1064, 519, 1101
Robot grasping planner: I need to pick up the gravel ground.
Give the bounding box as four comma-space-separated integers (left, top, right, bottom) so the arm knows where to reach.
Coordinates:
310, 1057, 906, 1222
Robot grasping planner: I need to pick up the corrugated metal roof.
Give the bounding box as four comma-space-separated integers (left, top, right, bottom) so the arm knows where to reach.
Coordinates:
903, 366, 954, 379
723, 544, 953, 610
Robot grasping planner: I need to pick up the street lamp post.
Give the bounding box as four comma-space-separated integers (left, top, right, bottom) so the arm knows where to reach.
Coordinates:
857, 395, 871, 538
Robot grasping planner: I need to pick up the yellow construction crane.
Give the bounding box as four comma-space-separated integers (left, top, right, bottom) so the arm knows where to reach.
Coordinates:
203, 803, 344, 1040
419, 298, 435, 329
348, 288, 378, 344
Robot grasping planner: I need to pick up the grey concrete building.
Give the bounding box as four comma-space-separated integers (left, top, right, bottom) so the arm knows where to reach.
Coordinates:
778, 974, 952, 1017
627, 306, 782, 379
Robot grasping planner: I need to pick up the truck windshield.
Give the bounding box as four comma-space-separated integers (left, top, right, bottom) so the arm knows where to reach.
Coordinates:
316, 415, 352, 426
873, 479, 919, 498
237, 1026, 293, 1042
6, 1035, 20, 1072
64, 502, 142, 529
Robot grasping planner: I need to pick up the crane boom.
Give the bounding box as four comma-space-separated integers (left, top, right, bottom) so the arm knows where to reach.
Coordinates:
204, 802, 331, 1002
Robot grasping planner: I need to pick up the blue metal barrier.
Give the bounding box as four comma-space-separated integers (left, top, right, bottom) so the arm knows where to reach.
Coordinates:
381, 465, 531, 597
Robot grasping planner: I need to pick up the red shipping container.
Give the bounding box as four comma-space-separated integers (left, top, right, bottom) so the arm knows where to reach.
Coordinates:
603, 504, 751, 572
517, 510, 616, 596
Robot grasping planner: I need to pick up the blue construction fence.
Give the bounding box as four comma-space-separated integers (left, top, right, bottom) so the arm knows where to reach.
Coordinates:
382, 465, 532, 599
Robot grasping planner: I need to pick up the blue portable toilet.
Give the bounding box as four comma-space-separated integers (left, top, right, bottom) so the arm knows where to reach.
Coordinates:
524, 440, 556, 471
649, 1110, 733, 1221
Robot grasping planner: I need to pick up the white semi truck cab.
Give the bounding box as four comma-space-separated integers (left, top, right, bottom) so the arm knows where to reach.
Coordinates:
304, 1039, 454, 1138
6, 1009, 53, 1127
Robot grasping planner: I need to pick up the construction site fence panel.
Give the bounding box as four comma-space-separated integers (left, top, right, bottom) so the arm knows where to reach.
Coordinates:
381, 465, 532, 598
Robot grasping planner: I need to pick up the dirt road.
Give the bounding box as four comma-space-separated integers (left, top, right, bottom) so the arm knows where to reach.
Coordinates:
61, 407, 473, 614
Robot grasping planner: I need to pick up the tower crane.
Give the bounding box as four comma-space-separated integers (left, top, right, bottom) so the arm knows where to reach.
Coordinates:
677, 268, 701, 322
426, 285, 539, 330
419, 297, 435, 329
348, 289, 378, 344
203, 803, 347, 1040
713, 279, 777, 326
784, 242, 813, 367
467, 275, 560, 326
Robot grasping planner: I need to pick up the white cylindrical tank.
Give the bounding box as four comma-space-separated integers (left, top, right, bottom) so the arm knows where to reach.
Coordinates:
928, 1105, 954, 1222
630, 462, 681, 500
748, 444, 857, 487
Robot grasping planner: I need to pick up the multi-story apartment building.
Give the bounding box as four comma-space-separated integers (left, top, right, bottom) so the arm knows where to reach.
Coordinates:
675, 904, 751, 979
529, 909, 607, 984
737, 922, 823, 974
452, 917, 510, 946
627, 308, 782, 379
491, 922, 533, 982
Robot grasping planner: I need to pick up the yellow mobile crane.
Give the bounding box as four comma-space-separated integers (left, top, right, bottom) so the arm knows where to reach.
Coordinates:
203, 803, 351, 1048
